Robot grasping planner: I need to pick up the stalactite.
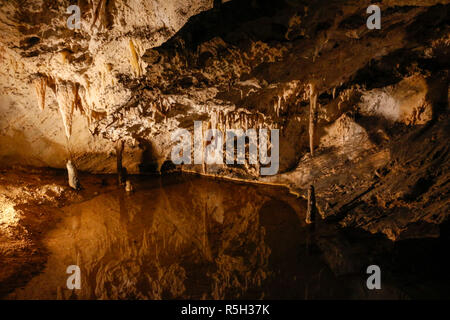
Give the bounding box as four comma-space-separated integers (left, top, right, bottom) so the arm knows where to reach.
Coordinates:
78, 86, 93, 125
216, 110, 222, 133
258, 114, 264, 129
218, 110, 224, 125
221, 111, 226, 132
277, 95, 281, 117
202, 121, 208, 174
55, 81, 77, 140
116, 140, 125, 185
91, 0, 107, 30
33, 77, 47, 111
73, 85, 85, 117
332, 87, 336, 99
211, 111, 217, 130
308, 83, 317, 157
239, 112, 244, 129
306, 185, 316, 224
80, 77, 100, 125
129, 39, 143, 77
231, 112, 236, 129
60, 50, 70, 64
250, 114, 257, 129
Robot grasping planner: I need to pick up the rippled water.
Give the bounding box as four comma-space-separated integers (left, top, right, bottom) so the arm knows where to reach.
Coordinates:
8, 174, 449, 299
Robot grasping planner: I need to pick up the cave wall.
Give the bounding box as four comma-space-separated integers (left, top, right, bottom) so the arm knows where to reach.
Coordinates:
0, 0, 213, 172
0, 0, 447, 173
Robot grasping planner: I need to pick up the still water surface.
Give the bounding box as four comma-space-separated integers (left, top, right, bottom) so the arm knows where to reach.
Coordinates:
8, 175, 448, 299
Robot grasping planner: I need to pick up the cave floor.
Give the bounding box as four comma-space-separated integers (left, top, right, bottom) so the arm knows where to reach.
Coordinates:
1, 168, 450, 299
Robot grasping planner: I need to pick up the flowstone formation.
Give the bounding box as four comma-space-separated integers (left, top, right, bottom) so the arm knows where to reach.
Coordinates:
0, 0, 449, 240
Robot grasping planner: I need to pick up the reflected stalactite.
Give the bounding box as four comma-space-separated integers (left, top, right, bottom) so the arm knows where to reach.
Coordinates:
8, 176, 314, 299
308, 83, 318, 157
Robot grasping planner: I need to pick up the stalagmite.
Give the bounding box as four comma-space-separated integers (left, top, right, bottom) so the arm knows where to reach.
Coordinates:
125, 180, 134, 193
308, 83, 318, 156
306, 185, 316, 224
34, 77, 47, 111
116, 140, 126, 185
55, 81, 77, 140
66, 160, 81, 190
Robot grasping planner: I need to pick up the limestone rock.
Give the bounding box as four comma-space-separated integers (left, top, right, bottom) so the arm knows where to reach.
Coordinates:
359, 75, 433, 125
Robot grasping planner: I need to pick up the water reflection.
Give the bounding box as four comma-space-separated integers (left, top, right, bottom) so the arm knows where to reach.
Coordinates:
7, 175, 406, 299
